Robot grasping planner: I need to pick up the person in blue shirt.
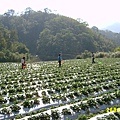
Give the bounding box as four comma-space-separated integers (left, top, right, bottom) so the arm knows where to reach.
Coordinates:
58, 53, 62, 67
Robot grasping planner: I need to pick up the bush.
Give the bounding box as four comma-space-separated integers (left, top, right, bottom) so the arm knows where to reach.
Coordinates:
76, 55, 82, 59
114, 46, 120, 52
95, 52, 110, 58
81, 50, 91, 59
111, 52, 120, 58
76, 50, 91, 59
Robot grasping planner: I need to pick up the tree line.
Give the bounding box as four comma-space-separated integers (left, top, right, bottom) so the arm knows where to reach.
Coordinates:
0, 8, 118, 61
0, 23, 29, 62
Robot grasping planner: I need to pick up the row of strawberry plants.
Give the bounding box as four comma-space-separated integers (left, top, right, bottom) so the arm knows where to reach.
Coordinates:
0, 59, 120, 119
14, 89, 120, 120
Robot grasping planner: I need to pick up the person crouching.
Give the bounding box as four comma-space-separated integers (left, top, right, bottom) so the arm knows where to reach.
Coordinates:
21, 57, 26, 69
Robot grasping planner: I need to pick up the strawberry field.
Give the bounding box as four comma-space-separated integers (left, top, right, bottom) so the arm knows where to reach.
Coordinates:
0, 58, 120, 120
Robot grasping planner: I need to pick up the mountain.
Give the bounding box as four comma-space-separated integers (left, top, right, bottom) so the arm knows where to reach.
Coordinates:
104, 22, 120, 33
0, 9, 116, 60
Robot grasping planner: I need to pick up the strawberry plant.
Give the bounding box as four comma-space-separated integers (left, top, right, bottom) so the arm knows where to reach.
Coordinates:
51, 110, 60, 119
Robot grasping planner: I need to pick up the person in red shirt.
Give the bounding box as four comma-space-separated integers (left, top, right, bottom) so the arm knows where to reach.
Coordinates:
21, 57, 26, 69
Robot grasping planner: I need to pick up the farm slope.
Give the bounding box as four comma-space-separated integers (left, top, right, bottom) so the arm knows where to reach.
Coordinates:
0, 58, 120, 120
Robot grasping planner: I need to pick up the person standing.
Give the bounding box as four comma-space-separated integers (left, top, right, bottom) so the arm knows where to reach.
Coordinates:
58, 53, 62, 67
21, 57, 26, 69
92, 52, 95, 64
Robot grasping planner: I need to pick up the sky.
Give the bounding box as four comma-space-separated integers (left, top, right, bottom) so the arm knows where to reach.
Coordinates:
0, 0, 120, 29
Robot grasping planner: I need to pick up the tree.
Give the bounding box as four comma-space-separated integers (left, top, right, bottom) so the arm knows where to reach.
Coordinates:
4, 9, 15, 16
24, 7, 34, 15
44, 8, 52, 13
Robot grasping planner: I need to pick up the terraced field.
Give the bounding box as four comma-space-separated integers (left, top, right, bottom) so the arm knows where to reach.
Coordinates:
0, 58, 120, 120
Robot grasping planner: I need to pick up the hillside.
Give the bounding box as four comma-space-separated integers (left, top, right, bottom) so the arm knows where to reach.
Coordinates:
0, 23, 29, 62
0, 8, 116, 61
91, 26, 120, 46
104, 22, 120, 33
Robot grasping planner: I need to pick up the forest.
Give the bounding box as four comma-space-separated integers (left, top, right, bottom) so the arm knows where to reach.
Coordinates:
0, 7, 120, 61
